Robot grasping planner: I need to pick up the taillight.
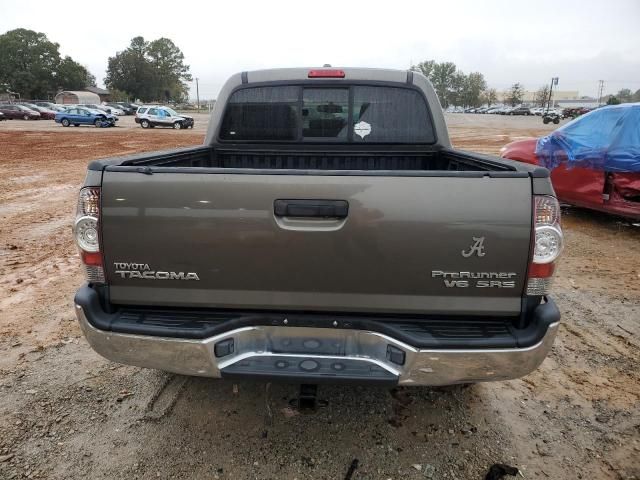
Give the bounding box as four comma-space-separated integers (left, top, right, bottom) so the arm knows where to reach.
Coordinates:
527, 196, 563, 295
308, 69, 345, 78
74, 187, 104, 283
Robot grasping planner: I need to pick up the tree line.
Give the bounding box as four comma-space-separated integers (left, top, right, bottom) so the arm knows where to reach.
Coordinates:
411, 60, 492, 108
411, 59, 640, 109
411, 60, 544, 108
605, 88, 640, 105
3, 32, 637, 107
0, 29, 96, 99
0, 29, 191, 102
104, 36, 192, 103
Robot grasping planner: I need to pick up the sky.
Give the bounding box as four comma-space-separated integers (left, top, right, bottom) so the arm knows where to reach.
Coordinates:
2, 0, 639, 99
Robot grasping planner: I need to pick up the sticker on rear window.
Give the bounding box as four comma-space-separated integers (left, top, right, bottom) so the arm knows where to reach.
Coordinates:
354, 121, 371, 139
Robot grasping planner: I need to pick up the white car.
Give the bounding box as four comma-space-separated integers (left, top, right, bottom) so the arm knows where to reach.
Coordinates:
101, 104, 125, 116
135, 105, 194, 129
79, 104, 122, 116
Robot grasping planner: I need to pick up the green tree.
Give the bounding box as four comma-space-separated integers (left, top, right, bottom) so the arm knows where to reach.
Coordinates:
482, 88, 498, 106
633, 89, 640, 102
105, 37, 154, 101
107, 88, 130, 102
507, 83, 524, 106
0, 28, 95, 99
606, 95, 621, 105
430, 62, 457, 108
462, 72, 487, 107
411, 60, 435, 79
616, 88, 633, 103
105, 36, 191, 102
147, 38, 192, 101
449, 72, 467, 107
534, 85, 550, 107
0, 29, 60, 98
55, 56, 94, 91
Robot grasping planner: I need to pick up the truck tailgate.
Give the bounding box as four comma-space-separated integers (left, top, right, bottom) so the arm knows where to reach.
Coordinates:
101, 171, 532, 315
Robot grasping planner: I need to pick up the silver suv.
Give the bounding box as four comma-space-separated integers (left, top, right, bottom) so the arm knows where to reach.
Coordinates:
135, 105, 194, 129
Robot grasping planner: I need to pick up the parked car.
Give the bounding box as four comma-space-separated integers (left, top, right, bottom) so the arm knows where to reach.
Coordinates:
101, 104, 125, 115
55, 107, 117, 127
104, 102, 131, 115
509, 106, 532, 116
115, 102, 140, 114
562, 107, 592, 119
0, 104, 41, 120
19, 103, 57, 120
73, 67, 562, 389
501, 103, 640, 220
0, 111, 5, 121
30, 101, 65, 112
78, 103, 122, 116
32, 101, 59, 111
485, 106, 502, 114
135, 105, 194, 129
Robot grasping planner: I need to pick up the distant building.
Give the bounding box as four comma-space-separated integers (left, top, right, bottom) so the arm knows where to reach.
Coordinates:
0, 90, 19, 102
55, 91, 101, 104
555, 98, 601, 109
497, 90, 580, 105
84, 86, 111, 102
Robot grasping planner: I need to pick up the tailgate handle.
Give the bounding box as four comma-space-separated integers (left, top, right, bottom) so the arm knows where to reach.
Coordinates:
274, 199, 349, 219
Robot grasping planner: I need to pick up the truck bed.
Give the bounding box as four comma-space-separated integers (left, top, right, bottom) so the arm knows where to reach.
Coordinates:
91, 144, 544, 176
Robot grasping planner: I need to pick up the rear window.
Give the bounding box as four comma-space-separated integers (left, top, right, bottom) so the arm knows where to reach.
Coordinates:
352, 86, 433, 143
138, 107, 147, 114
219, 85, 434, 143
302, 88, 349, 140
220, 86, 298, 141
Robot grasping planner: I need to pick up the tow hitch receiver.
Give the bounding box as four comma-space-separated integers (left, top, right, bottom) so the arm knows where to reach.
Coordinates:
297, 384, 318, 411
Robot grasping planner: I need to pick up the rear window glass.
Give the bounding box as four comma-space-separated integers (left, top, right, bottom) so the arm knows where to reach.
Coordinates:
138, 107, 147, 114
352, 86, 434, 143
148, 108, 158, 115
219, 86, 298, 141
302, 88, 348, 140
219, 85, 434, 143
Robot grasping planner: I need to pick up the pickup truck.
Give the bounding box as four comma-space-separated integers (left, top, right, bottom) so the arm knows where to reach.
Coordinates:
73, 67, 563, 387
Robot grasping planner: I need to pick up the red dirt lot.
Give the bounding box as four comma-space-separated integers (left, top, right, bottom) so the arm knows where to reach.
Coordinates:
0, 116, 638, 480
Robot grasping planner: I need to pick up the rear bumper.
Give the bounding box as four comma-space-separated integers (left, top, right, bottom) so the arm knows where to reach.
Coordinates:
74, 287, 560, 386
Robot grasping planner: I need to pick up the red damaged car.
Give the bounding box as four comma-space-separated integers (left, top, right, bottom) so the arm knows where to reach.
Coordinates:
501, 104, 640, 220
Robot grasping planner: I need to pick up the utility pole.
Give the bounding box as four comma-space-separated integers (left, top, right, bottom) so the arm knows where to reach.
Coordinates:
195, 77, 200, 111
597, 80, 604, 106
546, 77, 558, 112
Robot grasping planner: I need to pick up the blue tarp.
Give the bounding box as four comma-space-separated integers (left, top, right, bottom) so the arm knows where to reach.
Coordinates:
535, 103, 640, 172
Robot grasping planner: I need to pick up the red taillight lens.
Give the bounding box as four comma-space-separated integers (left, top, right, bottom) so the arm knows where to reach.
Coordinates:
308, 69, 345, 78
527, 196, 563, 295
74, 187, 104, 283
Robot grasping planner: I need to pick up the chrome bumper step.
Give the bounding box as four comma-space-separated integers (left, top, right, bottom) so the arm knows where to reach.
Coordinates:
75, 302, 559, 386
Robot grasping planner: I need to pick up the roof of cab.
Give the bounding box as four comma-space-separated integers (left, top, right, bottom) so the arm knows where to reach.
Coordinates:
241, 67, 411, 84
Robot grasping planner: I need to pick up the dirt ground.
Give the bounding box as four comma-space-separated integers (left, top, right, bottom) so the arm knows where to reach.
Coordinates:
1, 114, 638, 480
